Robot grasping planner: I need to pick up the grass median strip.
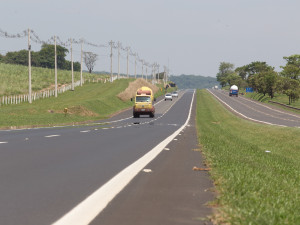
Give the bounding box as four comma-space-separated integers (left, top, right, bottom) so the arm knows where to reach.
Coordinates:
196, 89, 300, 224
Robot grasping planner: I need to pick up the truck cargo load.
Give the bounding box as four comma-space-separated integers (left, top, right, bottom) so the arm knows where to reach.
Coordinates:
229, 85, 238, 97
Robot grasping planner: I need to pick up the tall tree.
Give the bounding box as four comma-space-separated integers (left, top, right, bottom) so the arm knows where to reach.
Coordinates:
277, 77, 300, 104
245, 61, 273, 76
216, 62, 234, 87
235, 65, 248, 80
39, 44, 69, 69
83, 52, 98, 73
281, 55, 300, 80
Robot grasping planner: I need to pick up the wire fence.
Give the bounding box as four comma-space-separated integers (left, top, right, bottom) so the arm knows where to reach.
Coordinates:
0, 78, 113, 106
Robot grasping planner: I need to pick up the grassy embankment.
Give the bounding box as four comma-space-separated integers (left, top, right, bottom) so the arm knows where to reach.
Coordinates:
0, 79, 134, 128
0, 63, 108, 96
0, 70, 175, 129
196, 89, 300, 224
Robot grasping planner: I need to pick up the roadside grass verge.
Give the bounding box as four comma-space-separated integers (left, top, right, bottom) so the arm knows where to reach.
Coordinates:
244, 92, 300, 114
245, 91, 300, 108
0, 79, 134, 128
196, 89, 300, 224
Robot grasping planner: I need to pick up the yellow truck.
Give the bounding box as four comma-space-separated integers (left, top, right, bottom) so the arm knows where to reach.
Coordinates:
132, 86, 156, 118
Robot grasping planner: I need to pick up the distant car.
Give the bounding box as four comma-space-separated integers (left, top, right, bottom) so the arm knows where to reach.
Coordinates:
171, 91, 178, 98
165, 93, 173, 101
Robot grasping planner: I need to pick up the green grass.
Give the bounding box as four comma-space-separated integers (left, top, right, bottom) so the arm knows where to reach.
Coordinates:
196, 89, 300, 224
0, 63, 109, 96
0, 79, 134, 128
244, 91, 300, 109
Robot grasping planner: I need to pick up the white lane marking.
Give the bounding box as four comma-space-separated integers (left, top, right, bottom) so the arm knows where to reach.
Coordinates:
0, 142, 8, 144
44, 135, 61, 138
237, 93, 300, 119
164, 148, 170, 151
143, 169, 152, 173
52, 90, 196, 225
174, 139, 178, 141
208, 90, 287, 127
217, 90, 300, 123
80, 130, 90, 133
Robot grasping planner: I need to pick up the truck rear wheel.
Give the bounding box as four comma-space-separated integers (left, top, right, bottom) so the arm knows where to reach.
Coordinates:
133, 113, 139, 118
150, 113, 155, 118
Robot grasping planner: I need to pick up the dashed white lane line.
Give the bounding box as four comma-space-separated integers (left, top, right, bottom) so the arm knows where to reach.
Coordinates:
80, 130, 90, 133
0, 142, 8, 144
52, 90, 195, 225
44, 135, 61, 138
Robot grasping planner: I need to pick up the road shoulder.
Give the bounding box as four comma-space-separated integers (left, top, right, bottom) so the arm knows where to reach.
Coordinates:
91, 95, 214, 225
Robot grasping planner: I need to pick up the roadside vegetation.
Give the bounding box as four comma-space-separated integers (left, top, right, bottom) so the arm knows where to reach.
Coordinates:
0, 79, 133, 128
0, 75, 175, 129
216, 55, 300, 106
196, 90, 300, 224
0, 63, 108, 96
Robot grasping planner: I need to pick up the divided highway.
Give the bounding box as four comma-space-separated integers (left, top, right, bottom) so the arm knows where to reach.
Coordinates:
0, 90, 213, 225
209, 89, 300, 128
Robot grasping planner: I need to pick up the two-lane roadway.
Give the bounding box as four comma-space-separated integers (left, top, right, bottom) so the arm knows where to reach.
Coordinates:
208, 89, 300, 128
0, 90, 213, 225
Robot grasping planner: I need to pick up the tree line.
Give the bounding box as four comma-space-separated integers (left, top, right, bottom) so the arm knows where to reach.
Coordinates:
0, 44, 81, 71
216, 55, 300, 104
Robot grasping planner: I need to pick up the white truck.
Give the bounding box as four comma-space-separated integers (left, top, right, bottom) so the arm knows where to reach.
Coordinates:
229, 85, 238, 97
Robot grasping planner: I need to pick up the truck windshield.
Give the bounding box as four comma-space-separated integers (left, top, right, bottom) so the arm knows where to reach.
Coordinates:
136, 96, 151, 102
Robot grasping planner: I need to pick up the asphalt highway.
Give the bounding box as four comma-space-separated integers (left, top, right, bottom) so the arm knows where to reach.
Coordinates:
0, 90, 214, 225
208, 89, 300, 128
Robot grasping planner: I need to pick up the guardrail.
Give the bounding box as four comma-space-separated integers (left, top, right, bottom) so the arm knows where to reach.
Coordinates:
268, 100, 300, 111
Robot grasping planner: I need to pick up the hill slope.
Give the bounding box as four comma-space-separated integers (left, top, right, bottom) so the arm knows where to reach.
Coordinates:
169, 74, 218, 89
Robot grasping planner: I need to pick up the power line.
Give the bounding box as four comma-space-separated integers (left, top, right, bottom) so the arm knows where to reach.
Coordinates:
0, 28, 167, 82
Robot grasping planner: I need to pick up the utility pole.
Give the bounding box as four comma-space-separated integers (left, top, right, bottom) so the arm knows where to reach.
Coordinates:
126, 47, 129, 78
28, 28, 32, 103
153, 63, 156, 83
110, 40, 113, 82
157, 64, 160, 83
54, 35, 57, 97
142, 60, 144, 79
167, 57, 169, 83
80, 39, 83, 86
134, 54, 137, 79
70, 38, 74, 91
163, 66, 167, 85
146, 65, 148, 81
118, 41, 120, 79
152, 64, 154, 83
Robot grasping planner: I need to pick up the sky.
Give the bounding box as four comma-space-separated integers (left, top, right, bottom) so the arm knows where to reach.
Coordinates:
1, 0, 300, 77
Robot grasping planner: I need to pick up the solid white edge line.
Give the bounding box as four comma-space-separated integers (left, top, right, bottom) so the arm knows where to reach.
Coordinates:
45, 135, 61, 138
208, 89, 287, 127
52, 90, 195, 225
0, 142, 8, 144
